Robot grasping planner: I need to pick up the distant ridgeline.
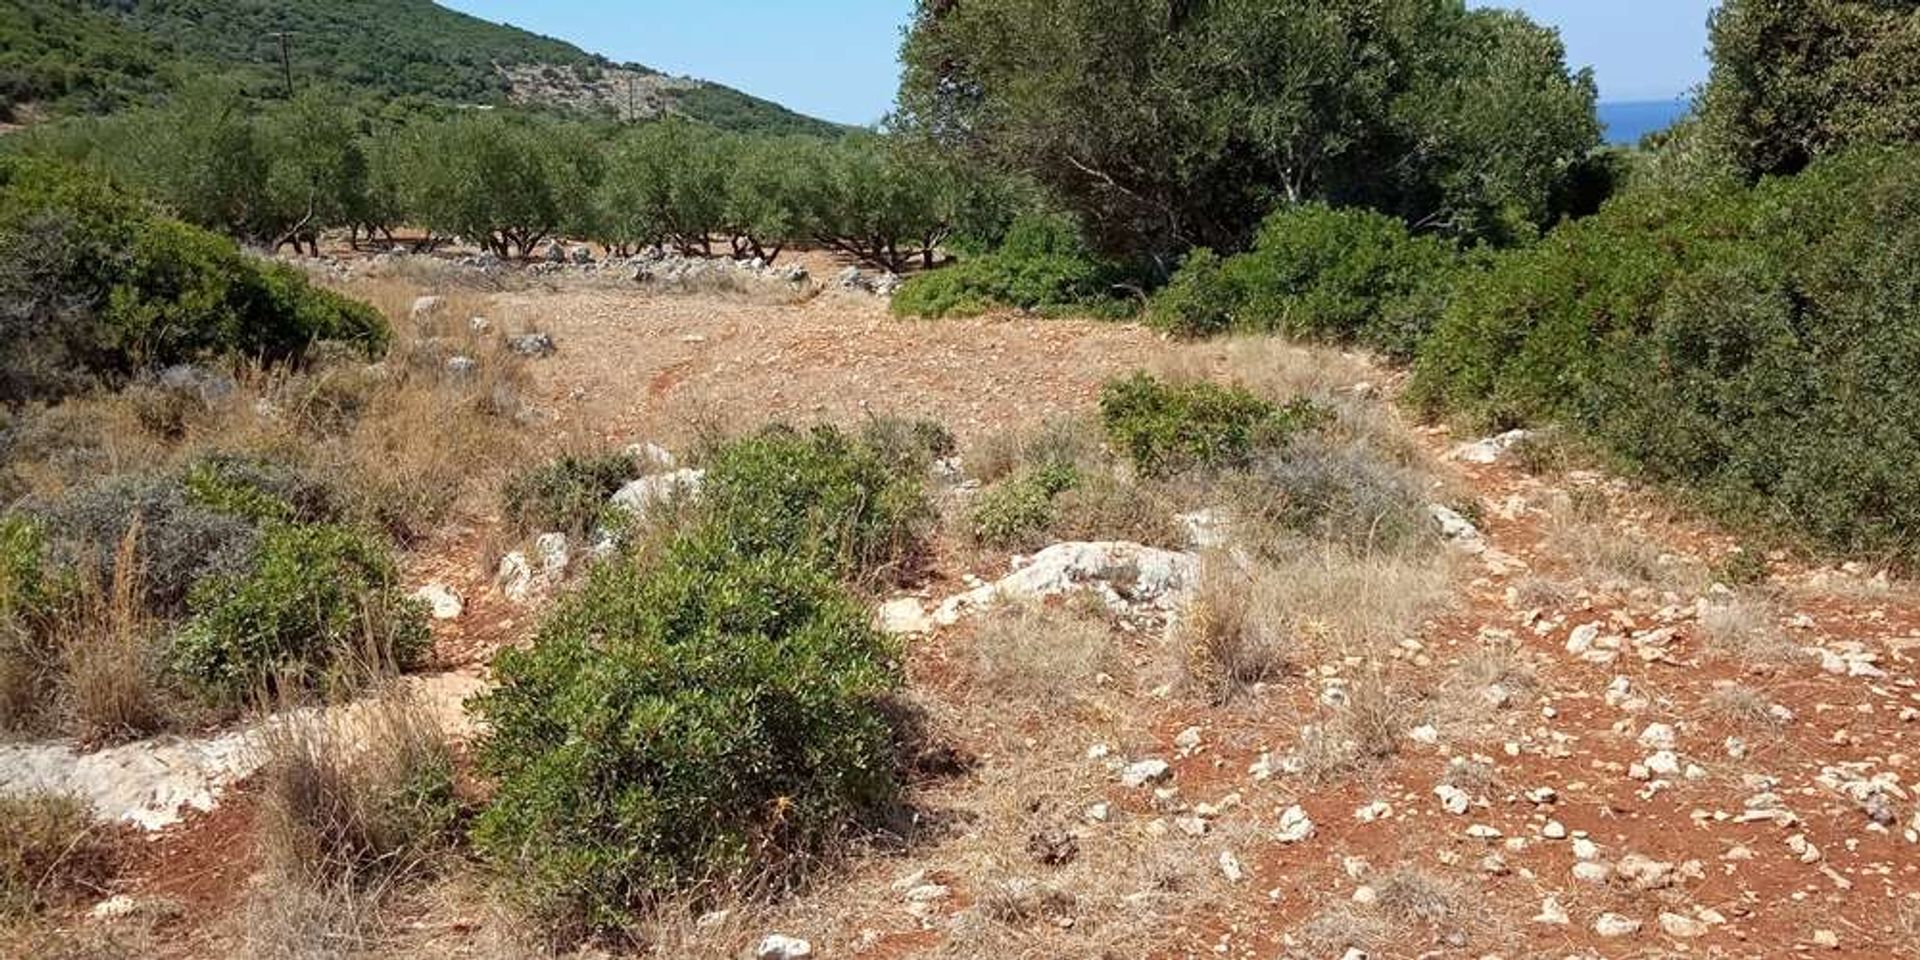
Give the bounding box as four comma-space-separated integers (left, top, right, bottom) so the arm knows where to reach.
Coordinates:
0, 0, 840, 135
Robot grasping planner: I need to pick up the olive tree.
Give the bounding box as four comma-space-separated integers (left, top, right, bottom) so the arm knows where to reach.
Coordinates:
898, 0, 1600, 259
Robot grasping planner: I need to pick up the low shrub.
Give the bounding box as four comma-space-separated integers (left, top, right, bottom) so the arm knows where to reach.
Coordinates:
42, 474, 261, 615
1226, 435, 1436, 555
1099, 373, 1326, 477
171, 523, 429, 702
1415, 146, 1920, 558
0, 516, 65, 734
1148, 204, 1464, 361
0, 156, 390, 406
471, 525, 901, 936
0, 793, 113, 918
501, 451, 639, 536
698, 424, 933, 584
857, 415, 957, 477
968, 463, 1081, 549
182, 453, 341, 526
892, 214, 1125, 319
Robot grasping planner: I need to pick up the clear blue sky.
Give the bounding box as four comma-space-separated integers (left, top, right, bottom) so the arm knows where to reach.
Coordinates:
438, 1, 1715, 126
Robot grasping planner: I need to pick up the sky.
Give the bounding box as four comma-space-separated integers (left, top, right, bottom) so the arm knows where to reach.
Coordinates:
438, 1, 1716, 127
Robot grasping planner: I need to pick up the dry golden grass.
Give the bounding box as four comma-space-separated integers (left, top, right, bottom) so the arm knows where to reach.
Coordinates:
243, 687, 461, 959
1296, 668, 1414, 782
1697, 591, 1797, 665
60, 525, 166, 744
0, 792, 114, 919
1704, 681, 1786, 730
1178, 558, 1290, 703
969, 601, 1115, 703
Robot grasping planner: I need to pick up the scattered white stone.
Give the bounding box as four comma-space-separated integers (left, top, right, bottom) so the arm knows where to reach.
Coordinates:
609, 468, 705, 519
1275, 805, 1315, 843
534, 532, 570, 580
1533, 897, 1570, 926
756, 934, 814, 960
1572, 861, 1613, 884
1218, 850, 1245, 883
1542, 820, 1568, 839
1435, 784, 1472, 816
1659, 912, 1709, 938
1639, 723, 1678, 751
1085, 802, 1111, 823
1409, 723, 1441, 745
1452, 430, 1532, 464
1593, 913, 1642, 938
1174, 726, 1204, 753
904, 884, 950, 904
930, 541, 1199, 625
496, 551, 535, 603
876, 597, 934, 635
1465, 824, 1503, 840
1355, 800, 1392, 823
1121, 759, 1172, 788
1428, 504, 1486, 552
411, 583, 463, 620
1572, 837, 1601, 860
1645, 751, 1682, 777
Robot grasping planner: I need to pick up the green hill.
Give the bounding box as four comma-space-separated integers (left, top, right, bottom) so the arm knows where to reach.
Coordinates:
0, 0, 840, 135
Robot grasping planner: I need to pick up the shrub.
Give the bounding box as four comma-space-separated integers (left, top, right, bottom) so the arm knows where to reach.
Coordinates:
0, 793, 113, 918
892, 214, 1123, 318
471, 525, 901, 936
182, 453, 340, 526
1099, 373, 1326, 477
0, 516, 65, 734
698, 424, 933, 584
1415, 147, 1920, 558
968, 463, 1081, 549
501, 451, 639, 536
856, 415, 957, 478
1147, 205, 1464, 361
1226, 435, 1436, 555
43, 474, 260, 616
0, 156, 390, 405
171, 523, 429, 702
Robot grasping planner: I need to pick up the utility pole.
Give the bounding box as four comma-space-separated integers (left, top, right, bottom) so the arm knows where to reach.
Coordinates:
267, 32, 295, 98
627, 74, 636, 124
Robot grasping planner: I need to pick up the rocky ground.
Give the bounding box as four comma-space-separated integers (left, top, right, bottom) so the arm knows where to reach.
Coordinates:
10, 256, 1918, 959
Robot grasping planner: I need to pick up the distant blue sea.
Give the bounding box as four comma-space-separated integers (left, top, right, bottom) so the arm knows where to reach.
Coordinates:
1599, 99, 1690, 146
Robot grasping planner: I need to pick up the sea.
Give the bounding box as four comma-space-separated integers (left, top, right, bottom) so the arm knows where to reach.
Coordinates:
1598, 98, 1691, 147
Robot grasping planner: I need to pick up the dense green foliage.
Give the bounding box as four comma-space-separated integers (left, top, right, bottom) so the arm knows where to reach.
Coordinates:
0, 0, 169, 121
0, 156, 388, 404
472, 425, 920, 935
899, 0, 1600, 259
967, 463, 1083, 549
3, 0, 834, 135
1415, 147, 1920, 557
501, 452, 641, 536
1148, 204, 1465, 360
172, 522, 429, 701
892, 214, 1122, 318
1100, 374, 1327, 477
1698, 0, 1920, 180
697, 425, 933, 584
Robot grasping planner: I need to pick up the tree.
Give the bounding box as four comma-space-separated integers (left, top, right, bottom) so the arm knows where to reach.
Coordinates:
256, 92, 371, 255
897, 0, 1599, 260
389, 113, 598, 257
1699, 0, 1920, 180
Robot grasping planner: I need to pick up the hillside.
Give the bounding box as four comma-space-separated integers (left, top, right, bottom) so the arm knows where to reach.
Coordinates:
0, 0, 840, 135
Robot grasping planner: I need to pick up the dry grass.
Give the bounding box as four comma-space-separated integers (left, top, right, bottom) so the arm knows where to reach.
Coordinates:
60, 525, 166, 744
243, 687, 460, 959
1704, 682, 1785, 729
0, 792, 114, 919
965, 416, 1106, 486
1697, 592, 1796, 665
1542, 498, 1699, 590
1178, 558, 1291, 703
1297, 669, 1414, 782
969, 602, 1115, 703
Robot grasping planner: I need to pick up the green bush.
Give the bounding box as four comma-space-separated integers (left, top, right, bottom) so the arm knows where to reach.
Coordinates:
1099, 373, 1326, 477
182, 453, 341, 526
501, 452, 640, 536
698, 425, 933, 584
1148, 205, 1465, 361
0, 156, 390, 404
471, 485, 903, 935
1415, 147, 1920, 557
1226, 436, 1435, 555
45, 474, 261, 615
892, 214, 1123, 318
172, 523, 429, 701
0, 516, 65, 733
968, 463, 1081, 549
